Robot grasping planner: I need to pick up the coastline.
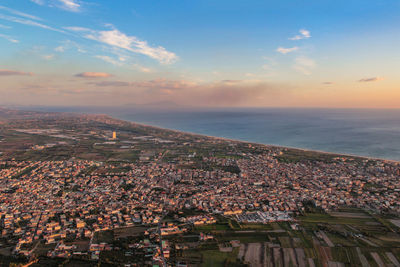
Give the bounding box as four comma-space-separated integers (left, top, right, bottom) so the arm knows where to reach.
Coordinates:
3, 107, 400, 163
106, 114, 400, 164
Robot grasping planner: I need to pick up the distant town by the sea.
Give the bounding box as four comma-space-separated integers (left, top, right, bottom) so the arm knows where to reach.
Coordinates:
25, 106, 400, 161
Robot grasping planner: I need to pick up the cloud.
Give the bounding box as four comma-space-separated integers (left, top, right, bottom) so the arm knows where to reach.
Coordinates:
90, 81, 130, 87
289, 29, 311, 40
0, 23, 11, 29
7, 78, 290, 107
259, 57, 278, 77
293, 56, 316, 75
86, 78, 285, 107
90, 78, 196, 89
149, 79, 197, 89
0, 14, 63, 33
0, 69, 33, 76
75, 72, 112, 78
54, 40, 86, 53
58, 0, 81, 12
323, 82, 334, 85
132, 64, 152, 73
30, 0, 45, 5
0, 5, 42, 21
30, 0, 82, 12
94, 55, 152, 73
276, 46, 299, 54
42, 54, 55, 60
200, 85, 262, 106
221, 80, 242, 85
54, 46, 65, 52
67, 27, 177, 64
187, 80, 283, 107
63, 26, 90, 32
358, 77, 384, 83
0, 33, 18, 43
262, 64, 272, 70
94, 55, 122, 66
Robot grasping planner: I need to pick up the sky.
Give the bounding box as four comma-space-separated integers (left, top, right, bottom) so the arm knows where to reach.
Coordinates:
0, 0, 399, 108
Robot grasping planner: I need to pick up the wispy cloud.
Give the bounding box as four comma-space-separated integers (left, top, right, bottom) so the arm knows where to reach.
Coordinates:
30, 0, 45, 5
63, 26, 90, 32
0, 5, 42, 21
54, 40, 86, 53
293, 56, 316, 75
276, 46, 298, 54
94, 55, 123, 66
0, 24, 11, 29
0, 33, 18, 43
58, 0, 81, 12
0, 14, 63, 33
42, 54, 55, 60
0, 23, 11, 29
90, 81, 130, 87
0, 69, 33, 76
323, 82, 334, 85
90, 78, 196, 89
260, 57, 278, 77
289, 29, 311, 40
54, 46, 65, 52
132, 64, 152, 73
94, 54, 152, 73
30, 0, 82, 12
75, 72, 112, 78
262, 64, 272, 71
67, 27, 178, 64
358, 77, 384, 82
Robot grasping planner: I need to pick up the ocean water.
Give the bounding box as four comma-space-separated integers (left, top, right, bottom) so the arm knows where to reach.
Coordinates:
26, 107, 400, 161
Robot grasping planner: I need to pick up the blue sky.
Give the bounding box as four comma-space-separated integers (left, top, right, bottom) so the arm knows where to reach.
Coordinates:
0, 0, 399, 107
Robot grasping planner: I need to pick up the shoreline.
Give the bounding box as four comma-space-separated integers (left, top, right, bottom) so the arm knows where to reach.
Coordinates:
108, 114, 400, 164
3, 107, 400, 163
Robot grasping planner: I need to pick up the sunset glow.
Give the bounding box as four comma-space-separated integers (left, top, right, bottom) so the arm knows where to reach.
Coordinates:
0, 0, 399, 108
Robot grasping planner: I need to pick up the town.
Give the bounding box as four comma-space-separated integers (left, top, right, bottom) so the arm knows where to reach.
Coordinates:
0, 108, 399, 266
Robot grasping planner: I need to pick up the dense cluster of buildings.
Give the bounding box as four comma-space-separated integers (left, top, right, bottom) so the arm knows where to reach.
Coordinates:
0, 147, 399, 257
239, 154, 400, 213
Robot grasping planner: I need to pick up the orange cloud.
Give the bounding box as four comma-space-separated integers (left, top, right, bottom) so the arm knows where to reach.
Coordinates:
358, 77, 384, 82
90, 78, 196, 89
0, 69, 33, 76
75, 72, 112, 78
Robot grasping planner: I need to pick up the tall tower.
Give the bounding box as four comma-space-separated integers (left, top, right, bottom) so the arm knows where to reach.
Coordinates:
112, 131, 117, 140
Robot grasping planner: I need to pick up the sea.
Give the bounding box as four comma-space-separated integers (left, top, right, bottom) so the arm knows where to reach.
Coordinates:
24, 107, 400, 161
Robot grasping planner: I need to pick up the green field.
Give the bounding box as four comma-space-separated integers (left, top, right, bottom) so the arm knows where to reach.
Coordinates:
183, 248, 245, 267
187, 210, 400, 266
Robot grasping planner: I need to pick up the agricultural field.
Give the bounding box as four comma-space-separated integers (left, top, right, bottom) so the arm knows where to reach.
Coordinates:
180, 209, 400, 266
